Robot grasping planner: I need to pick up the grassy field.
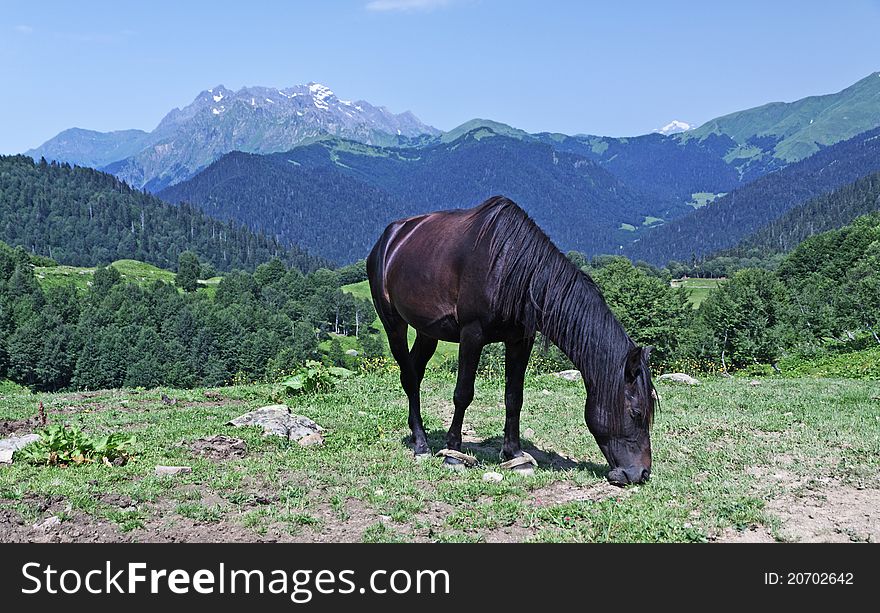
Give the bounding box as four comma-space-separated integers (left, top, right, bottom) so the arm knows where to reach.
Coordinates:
34, 259, 221, 295
671, 277, 726, 308
1, 373, 877, 543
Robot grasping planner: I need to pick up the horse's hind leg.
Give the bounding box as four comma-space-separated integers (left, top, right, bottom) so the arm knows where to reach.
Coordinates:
386, 321, 434, 457
443, 324, 483, 469
501, 336, 535, 471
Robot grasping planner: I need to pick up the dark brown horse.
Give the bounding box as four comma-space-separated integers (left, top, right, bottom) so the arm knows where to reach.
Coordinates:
366, 196, 655, 485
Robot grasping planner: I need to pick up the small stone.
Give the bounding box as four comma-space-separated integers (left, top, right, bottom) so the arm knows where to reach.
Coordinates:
0, 449, 13, 464
33, 516, 62, 530
749, 380, 762, 386
541, 389, 551, 395
524, 428, 535, 439
345, 349, 359, 357
298, 433, 324, 447
657, 373, 700, 385
375, 489, 385, 497
379, 515, 392, 524
482, 471, 503, 482
155, 465, 192, 476
552, 370, 582, 382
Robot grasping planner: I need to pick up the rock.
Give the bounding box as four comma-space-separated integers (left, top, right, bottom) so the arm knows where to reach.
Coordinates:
155, 465, 192, 476
482, 471, 504, 482
541, 389, 551, 395
552, 370, 582, 382
298, 433, 324, 447
0, 434, 41, 464
657, 373, 701, 386
524, 428, 535, 439
345, 349, 359, 357
749, 380, 762, 387
228, 405, 323, 441
161, 394, 177, 405
33, 516, 62, 530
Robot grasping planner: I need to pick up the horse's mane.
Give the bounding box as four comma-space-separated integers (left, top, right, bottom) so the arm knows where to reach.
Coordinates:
467, 195, 654, 431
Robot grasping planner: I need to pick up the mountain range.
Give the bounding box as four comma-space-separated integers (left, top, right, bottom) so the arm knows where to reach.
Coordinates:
27, 83, 439, 192
22, 72, 880, 265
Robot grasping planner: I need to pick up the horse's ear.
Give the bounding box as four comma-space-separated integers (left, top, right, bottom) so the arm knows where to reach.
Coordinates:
643, 346, 653, 360
625, 346, 643, 382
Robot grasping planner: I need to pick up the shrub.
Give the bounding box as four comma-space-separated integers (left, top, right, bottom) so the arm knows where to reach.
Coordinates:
16, 424, 136, 466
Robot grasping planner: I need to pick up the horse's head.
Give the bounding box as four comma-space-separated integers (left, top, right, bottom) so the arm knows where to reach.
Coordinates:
585, 345, 655, 486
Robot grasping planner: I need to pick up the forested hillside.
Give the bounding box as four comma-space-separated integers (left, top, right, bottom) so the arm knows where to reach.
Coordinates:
160, 129, 671, 263
628, 127, 880, 265
0, 243, 375, 391
0, 155, 326, 272
730, 171, 880, 255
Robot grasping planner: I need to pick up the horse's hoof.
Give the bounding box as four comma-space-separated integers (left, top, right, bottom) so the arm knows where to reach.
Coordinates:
443, 456, 466, 471
499, 451, 537, 475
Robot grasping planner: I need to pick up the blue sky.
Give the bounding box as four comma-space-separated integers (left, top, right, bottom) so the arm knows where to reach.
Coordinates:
3, 0, 880, 153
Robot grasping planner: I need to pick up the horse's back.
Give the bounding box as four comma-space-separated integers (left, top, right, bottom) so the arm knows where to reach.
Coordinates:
367, 207, 489, 341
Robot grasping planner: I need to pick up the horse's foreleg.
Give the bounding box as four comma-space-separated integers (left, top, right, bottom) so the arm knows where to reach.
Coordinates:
386, 322, 431, 457
501, 336, 534, 467
444, 325, 483, 468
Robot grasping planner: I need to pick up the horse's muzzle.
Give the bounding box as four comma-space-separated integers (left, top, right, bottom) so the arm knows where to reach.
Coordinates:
607, 466, 651, 486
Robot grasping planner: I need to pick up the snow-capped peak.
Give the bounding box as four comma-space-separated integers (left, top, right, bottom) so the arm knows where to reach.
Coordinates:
654, 120, 693, 135
308, 82, 335, 110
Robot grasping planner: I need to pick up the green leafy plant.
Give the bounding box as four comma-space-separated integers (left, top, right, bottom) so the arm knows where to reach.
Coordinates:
16, 424, 136, 466
277, 360, 353, 397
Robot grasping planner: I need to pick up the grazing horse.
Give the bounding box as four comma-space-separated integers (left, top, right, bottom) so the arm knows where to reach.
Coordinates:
366, 196, 655, 485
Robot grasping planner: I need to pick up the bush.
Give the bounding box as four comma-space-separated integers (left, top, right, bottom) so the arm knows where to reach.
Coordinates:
16, 424, 136, 466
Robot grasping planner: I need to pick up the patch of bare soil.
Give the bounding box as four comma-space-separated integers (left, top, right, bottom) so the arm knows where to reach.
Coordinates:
768, 484, 879, 543
0, 416, 41, 436
185, 435, 248, 460
0, 506, 131, 543
719, 459, 880, 543
528, 481, 632, 507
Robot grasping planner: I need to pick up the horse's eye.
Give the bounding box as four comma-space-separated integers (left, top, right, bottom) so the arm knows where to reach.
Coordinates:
630, 408, 642, 420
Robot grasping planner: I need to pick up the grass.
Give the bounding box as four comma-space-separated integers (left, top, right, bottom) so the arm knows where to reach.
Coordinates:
34, 259, 220, 296
688, 192, 726, 209
671, 277, 725, 308
1, 372, 877, 542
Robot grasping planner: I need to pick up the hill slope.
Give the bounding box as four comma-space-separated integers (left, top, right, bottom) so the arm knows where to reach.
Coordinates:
0, 155, 326, 272
628, 127, 880, 265
731, 171, 880, 256
683, 72, 880, 166
160, 129, 672, 263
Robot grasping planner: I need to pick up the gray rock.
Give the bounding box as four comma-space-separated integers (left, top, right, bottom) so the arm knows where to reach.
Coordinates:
657, 373, 701, 386
227, 405, 323, 441
482, 471, 504, 482
0, 434, 41, 463
552, 370, 582, 382
0, 433, 41, 453
33, 516, 62, 530
345, 349, 359, 357
155, 465, 192, 476
749, 380, 762, 387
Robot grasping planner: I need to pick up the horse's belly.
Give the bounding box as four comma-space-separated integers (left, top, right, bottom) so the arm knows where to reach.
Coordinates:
394, 301, 462, 343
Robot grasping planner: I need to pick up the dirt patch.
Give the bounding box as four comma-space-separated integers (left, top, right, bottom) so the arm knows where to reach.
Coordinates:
717, 525, 776, 543
769, 484, 879, 543
528, 481, 631, 507
185, 435, 248, 460
0, 506, 131, 543
0, 416, 42, 436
